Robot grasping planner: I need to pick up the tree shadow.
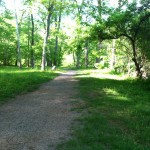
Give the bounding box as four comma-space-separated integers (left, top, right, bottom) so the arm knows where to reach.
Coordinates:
76, 76, 150, 148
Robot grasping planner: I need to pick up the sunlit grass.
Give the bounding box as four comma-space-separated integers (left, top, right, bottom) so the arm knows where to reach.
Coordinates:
77, 69, 127, 80
0, 66, 59, 103
57, 69, 150, 150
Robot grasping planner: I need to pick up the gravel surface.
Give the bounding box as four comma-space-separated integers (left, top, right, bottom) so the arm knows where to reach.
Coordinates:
0, 70, 78, 150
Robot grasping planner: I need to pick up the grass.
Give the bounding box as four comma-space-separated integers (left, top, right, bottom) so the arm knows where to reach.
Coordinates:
0, 66, 59, 104
57, 69, 150, 150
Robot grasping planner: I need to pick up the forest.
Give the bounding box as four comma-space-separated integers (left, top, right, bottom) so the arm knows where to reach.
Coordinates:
0, 0, 149, 78
0, 0, 150, 149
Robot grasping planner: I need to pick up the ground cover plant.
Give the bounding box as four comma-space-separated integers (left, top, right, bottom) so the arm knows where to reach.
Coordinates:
0, 66, 58, 104
57, 69, 150, 150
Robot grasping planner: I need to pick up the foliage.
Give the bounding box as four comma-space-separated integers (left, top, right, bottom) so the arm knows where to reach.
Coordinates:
90, 1, 150, 77
0, 0, 149, 76
0, 11, 16, 65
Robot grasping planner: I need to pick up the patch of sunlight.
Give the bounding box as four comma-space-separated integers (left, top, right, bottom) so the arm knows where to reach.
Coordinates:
76, 74, 90, 78
116, 96, 130, 101
103, 88, 120, 96
78, 69, 126, 80
76, 69, 128, 80
90, 73, 125, 80
116, 109, 131, 117
103, 88, 130, 101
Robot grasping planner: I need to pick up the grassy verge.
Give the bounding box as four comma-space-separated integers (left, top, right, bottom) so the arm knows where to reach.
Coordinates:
57, 69, 150, 150
0, 66, 59, 104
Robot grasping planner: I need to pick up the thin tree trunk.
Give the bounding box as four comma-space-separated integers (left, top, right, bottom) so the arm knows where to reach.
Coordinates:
58, 46, 62, 66
73, 52, 76, 66
41, 2, 54, 71
96, 40, 102, 63
30, 13, 35, 68
76, 55, 80, 68
85, 40, 89, 68
127, 57, 131, 76
3, 48, 7, 66
110, 39, 116, 70
14, 5, 22, 69
54, 2, 62, 67
54, 15, 58, 66
97, 0, 102, 17
96, 0, 102, 63
27, 13, 30, 68
76, 45, 81, 68
54, 35, 58, 66
131, 39, 142, 78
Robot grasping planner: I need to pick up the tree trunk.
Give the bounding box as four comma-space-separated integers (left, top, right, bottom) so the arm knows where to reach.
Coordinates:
73, 52, 76, 66
131, 39, 142, 78
3, 48, 7, 66
14, 5, 22, 69
110, 39, 116, 70
76, 54, 80, 68
47, 48, 52, 67
96, 0, 102, 63
27, 13, 30, 68
76, 45, 81, 68
30, 13, 35, 68
85, 40, 89, 68
97, 0, 102, 17
96, 40, 102, 63
54, 35, 58, 66
54, 3, 62, 67
54, 15, 58, 66
58, 46, 62, 66
41, 2, 54, 71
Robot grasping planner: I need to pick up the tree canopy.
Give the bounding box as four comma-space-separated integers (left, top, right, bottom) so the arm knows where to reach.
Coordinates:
0, 0, 150, 77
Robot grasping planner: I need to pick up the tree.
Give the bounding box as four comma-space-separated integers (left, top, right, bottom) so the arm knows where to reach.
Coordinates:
30, 9, 35, 68
53, 0, 62, 66
14, 0, 22, 68
91, 1, 150, 77
41, 0, 54, 71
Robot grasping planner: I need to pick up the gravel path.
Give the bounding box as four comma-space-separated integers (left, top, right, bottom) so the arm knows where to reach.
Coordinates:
0, 70, 78, 150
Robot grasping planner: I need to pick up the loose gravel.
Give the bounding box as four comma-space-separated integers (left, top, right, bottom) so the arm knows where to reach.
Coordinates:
0, 70, 78, 150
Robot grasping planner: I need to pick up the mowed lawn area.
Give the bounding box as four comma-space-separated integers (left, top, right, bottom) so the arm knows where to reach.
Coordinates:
0, 66, 58, 104
57, 69, 150, 150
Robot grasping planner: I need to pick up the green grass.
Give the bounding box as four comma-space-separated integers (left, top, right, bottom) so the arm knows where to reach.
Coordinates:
0, 66, 59, 103
57, 69, 150, 150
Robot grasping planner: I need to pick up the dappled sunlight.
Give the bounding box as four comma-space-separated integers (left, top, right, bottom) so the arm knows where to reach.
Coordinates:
76, 71, 150, 149
90, 73, 125, 80
103, 88, 120, 96
103, 88, 130, 101
76, 69, 127, 80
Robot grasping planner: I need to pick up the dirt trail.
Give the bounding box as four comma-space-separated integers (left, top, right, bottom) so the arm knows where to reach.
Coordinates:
0, 70, 78, 150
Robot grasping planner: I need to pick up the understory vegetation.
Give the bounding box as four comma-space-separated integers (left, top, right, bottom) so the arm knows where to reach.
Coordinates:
0, 66, 58, 103
57, 69, 150, 150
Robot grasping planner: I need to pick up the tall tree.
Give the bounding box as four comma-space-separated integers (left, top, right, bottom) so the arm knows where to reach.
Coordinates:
96, 0, 102, 63
41, 0, 54, 71
54, 0, 62, 66
73, 0, 85, 68
30, 12, 35, 68
14, 0, 22, 68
